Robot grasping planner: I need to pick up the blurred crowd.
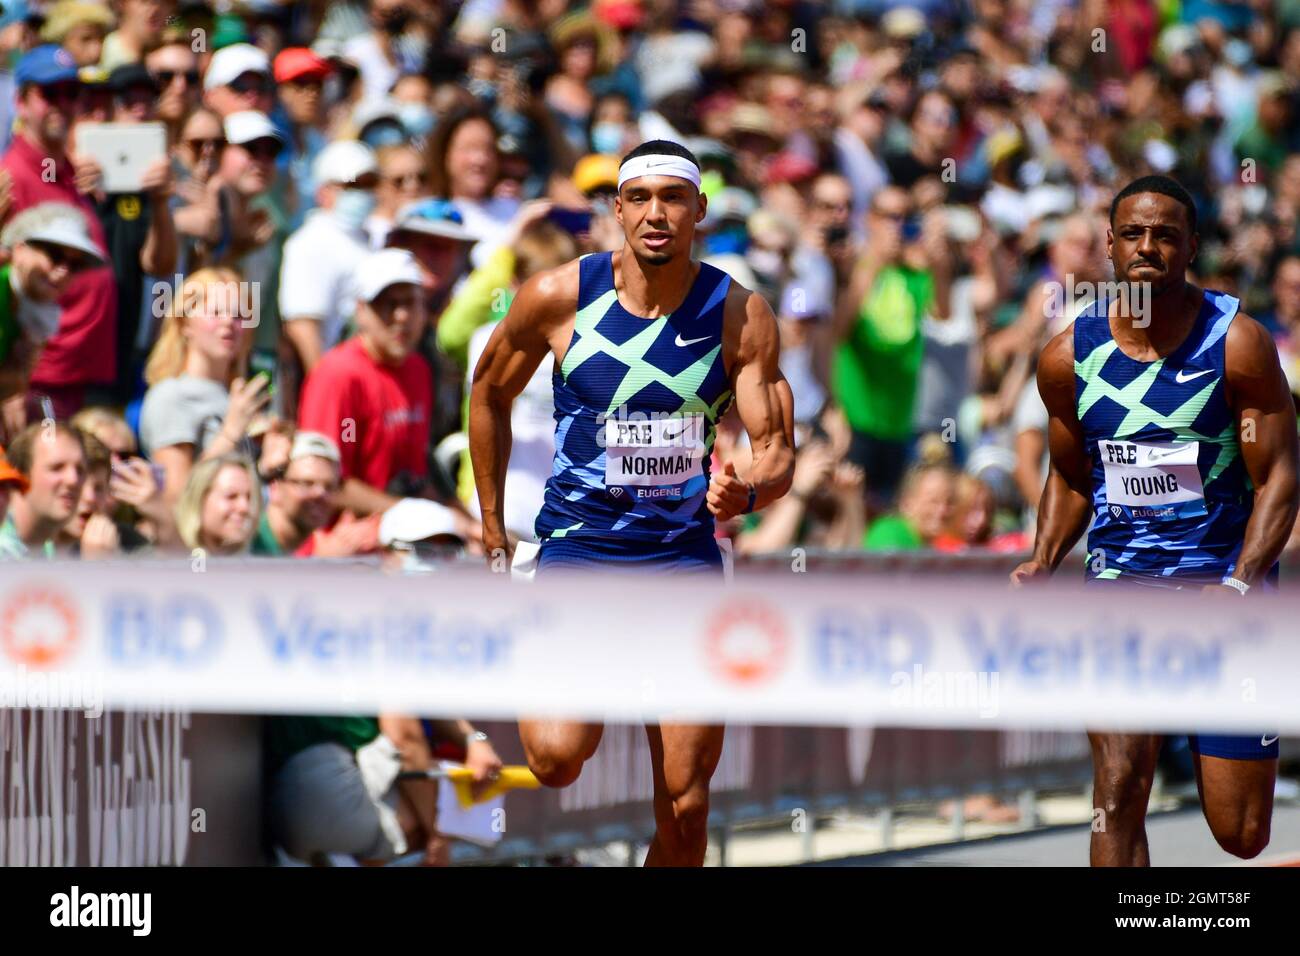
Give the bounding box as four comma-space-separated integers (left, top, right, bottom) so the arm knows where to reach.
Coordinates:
0, 0, 1298, 564
0, 0, 1299, 860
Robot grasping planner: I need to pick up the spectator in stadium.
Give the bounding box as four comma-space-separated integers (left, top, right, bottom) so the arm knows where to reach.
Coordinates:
144, 34, 202, 148
99, 62, 178, 406
369, 143, 428, 247
55, 429, 125, 557
100, 0, 174, 72
343, 0, 430, 105
41, 0, 114, 68
272, 47, 334, 231
1, 45, 117, 423
452, 210, 573, 540
253, 430, 373, 558
545, 11, 615, 156
832, 185, 948, 515
862, 462, 957, 552
0, 446, 25, 529
72, 404, 176, 547
202, 42, 274, 119
169, 107, 229, 274
297, 248, 437, 517
214, 110, 281, 262
0, 202, 106, 414
265, 712, 503, 866
174, 452, 259, 554
280, 140, 379, 375
140, 266, 270, 502
384, 197, 476, 318
932, 472, 1030, 553
426, 107, 519, 266
0, 420, 86, 560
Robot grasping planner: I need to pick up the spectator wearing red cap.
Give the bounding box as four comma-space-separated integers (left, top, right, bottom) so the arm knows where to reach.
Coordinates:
274, 47, 334, 232
1, 45, 118, 422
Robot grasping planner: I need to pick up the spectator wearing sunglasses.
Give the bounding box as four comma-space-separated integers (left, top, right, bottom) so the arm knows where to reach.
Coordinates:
202, 42, 274, 118
0, 202, 105, 408
0, 45, 118, 423
95, 63, 177, 407
369, 142, 427, 247
170, 106, 230, 274
100, 0, 175, 73
40, 0, 115, 68
273, 47, 334, 232
280, 140, 379, 379
144, 36, 201, 148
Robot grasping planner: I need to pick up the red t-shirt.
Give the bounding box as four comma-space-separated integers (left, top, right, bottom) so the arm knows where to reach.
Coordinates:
1, 135, 118, 387
298, 337, 432, 492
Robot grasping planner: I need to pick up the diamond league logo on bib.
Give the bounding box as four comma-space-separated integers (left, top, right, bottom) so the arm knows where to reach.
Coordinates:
1109, 504, 1123, 519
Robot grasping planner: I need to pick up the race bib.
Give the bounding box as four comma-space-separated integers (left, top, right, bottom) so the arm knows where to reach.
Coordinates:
604, 414, 706, 501
1099, 439, 1206, 521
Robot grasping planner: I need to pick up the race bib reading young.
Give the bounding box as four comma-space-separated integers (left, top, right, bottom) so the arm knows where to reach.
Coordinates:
1099, 439, 1207, 521
604, 414, 706, 501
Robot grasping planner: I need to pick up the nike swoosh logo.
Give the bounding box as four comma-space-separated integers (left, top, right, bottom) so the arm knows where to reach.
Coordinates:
1262, 735, 1279, 747
1174, 368, 1215, 384
662, 426, 687, 442
675, 334, 711, 347
1146, 446, 1188, 462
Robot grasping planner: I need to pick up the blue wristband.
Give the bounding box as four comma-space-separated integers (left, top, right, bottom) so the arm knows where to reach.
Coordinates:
743, 484, 757, 514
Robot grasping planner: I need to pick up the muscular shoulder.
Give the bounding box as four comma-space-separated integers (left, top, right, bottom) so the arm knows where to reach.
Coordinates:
1036, 324, 1078, 413
511, 257, 581, 329
722, 275, 778, 366
1223, 310, 1285, 399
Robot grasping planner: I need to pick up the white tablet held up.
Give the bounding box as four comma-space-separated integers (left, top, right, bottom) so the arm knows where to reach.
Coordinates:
74, 122, 167, 193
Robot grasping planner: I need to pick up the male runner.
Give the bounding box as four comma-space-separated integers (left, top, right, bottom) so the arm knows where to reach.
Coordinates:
1011, 174, 1299, 865
469, 140, 794, 866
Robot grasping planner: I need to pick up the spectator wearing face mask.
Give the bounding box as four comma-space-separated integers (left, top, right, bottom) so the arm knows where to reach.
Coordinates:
279, 140, 379, 377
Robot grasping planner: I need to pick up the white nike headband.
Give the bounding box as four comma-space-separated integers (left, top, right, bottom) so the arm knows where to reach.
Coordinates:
617, 154, 702, 192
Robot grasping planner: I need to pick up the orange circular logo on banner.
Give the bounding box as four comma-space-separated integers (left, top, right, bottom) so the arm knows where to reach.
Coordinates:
703, 601, 789, 686
1, 587, 79, 668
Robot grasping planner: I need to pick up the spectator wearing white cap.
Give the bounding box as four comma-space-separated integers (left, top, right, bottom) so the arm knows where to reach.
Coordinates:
279, 140, 379, 376
252, 429, 372, 557
202, 42, 274, 118
0, 201, 105, 404
297, 248, 435, 517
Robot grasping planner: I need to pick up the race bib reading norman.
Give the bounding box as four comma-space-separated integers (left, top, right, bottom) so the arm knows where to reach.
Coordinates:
604, 414, 706, 501
1100, 439, 1206, 521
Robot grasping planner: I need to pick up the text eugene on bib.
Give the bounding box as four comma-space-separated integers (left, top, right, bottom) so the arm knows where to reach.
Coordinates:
1099, 438, 1207, 520
603, 413, 706, 501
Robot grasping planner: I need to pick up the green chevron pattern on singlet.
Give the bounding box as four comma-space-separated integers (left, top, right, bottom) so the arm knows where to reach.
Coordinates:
560, 286, 735, 442
1075, 338, 1239, 484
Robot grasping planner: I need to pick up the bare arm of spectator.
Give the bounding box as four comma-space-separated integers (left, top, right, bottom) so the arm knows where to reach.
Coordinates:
152, 443, 196, 504
110, 456, 180, 547
200, 375, 271, 461
424, 717, 503, 791
139, 157, 178, 276
736, 440, 835, 554
172, 176, 223, 244
922, 209, 952, 321
282, 319, 324, 374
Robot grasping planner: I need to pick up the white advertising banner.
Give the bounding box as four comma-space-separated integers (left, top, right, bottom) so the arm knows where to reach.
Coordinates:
0, 561, 1297, 733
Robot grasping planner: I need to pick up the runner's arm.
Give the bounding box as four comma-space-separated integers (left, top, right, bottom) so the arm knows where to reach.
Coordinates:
1014, 328, 1093, 580
1223, 314, 1300, 587
468, 265, 573, 559
711, 290, 794, 521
